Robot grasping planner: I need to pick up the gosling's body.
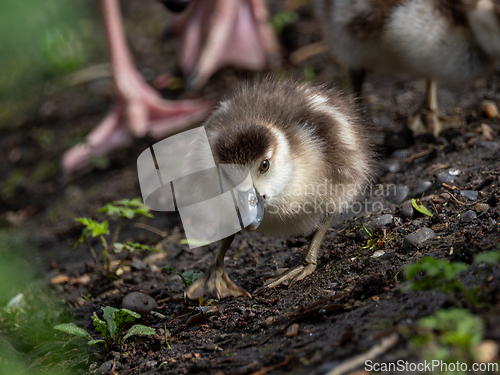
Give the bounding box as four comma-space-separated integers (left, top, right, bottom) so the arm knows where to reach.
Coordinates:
186, 78, 373, 299
313, 0, 500, 135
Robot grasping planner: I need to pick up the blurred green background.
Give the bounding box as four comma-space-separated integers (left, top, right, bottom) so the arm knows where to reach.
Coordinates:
0, 0, 103, 129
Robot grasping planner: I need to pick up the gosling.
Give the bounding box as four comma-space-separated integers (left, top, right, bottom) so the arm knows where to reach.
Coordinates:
185, 77, 373, 299
313, 0, 500, 136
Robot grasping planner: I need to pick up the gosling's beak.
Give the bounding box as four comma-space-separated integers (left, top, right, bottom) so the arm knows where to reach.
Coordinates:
236, 185, 264, 231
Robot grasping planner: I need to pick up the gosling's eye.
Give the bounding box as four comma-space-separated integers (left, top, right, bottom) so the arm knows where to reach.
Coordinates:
259, 159, 270, 173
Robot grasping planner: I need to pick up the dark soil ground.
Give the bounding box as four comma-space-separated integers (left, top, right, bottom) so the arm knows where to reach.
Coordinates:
1, 1, 500, 375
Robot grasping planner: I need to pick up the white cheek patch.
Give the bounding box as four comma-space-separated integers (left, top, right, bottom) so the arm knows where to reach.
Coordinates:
254, 128, 293, 199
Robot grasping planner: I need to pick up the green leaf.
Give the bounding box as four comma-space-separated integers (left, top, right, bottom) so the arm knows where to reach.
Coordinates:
474, 251, 500, 266
101, 306, 117, 340
113, 308, 140, 338
164, 266, 204, 287
182, 270, 204, 287
362, 223, 373, 237
54, 323, 92, 340
113, 242, 160, 254
122, 325, 155, 342
411, 198, 433, 217
87, 339, 106, 347
97, 198, 153, 220
91, 312, 109, 340
74, 218, 109, 237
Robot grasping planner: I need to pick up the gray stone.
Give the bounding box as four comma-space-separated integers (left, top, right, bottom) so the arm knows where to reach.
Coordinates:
391, 149, 411, 159
96, 360, 113, 375
399, 200, 414, 220
385, 160, 400, 173
412, 181, 433, 197
379, 214, 394, 226
404, 228, 436, 248
480, 141, 499, 151
460, 210, 477, 223
437, 172, 458, 185
460, 190, 479, 201
122, 292, 158, 316
389, 186, 410, 204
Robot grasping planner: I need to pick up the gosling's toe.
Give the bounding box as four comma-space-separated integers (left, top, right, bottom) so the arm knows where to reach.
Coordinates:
185, 264, 250, 300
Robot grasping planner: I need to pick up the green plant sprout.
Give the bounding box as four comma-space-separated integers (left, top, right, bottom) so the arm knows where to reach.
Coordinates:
73, 198, 159, 274
411, 198, 433, 217
403, 251, 500, 308
163, 266, 203, 288
403, 257, 475, 307
410, 308, 484, 374
164, 324, 171, 349
54, 306, 155, 351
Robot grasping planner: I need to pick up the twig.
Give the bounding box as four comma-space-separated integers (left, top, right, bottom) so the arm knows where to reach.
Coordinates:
402, 149, 434, 164
289, 41, 329, 65
481, 171, 500, 175
133, 222, 167, 237
325, 333, 399, 375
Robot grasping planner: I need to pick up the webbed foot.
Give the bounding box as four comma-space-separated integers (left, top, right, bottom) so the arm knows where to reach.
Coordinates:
184, 234, 250, 300
185, 263, 250, 300
408, 79, 463, 137
254, 261, 317, 294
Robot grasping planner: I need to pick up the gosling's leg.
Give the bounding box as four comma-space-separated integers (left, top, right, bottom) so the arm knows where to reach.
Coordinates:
409, 80, 463, 137
185, 234, 251, 300
255, 216, 333, 293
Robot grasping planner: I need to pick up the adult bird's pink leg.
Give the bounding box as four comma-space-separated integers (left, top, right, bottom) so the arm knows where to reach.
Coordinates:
62, 0, 213, 174
169, 0, 281, 90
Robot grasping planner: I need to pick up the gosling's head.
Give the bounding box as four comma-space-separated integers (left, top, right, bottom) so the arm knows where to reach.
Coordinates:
209, 121, 294, 204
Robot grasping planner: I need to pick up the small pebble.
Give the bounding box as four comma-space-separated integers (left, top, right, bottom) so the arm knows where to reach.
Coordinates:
285, 323, 299, 338
391, 149, 411, 159
379, 214, 393, 226
412, 181, 433, 197
403, 227, 436, 248
96, 360, 113, 375
389, 186, 410, 204
476, 340, 499, 363
479, 100, 499, 118
475, 203, 490, 213
371, 250, 385, 258
433, 192, 451, 203
122, 292, 158, 316
460, 210, 477, 223
437, 172, 458, 185
480, 141, 499, 151
399, 200, 414, 220
460, 190, 479, 201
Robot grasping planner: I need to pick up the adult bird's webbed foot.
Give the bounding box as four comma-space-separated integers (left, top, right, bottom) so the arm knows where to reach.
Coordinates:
408, 79, 463, 137
185, 235, 251, 300
254, 216, 333, 294
62, 0, 212, 174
